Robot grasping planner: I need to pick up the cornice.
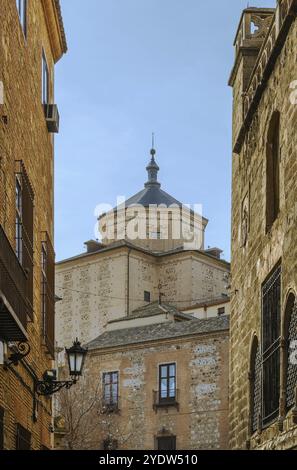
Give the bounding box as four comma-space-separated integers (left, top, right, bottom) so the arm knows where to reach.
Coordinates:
41, 0, 67, 63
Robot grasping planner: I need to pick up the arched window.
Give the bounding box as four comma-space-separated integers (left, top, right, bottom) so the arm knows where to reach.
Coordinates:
250, 336, 261, 434
285, 294, 297, 411
266, 111, 280, 232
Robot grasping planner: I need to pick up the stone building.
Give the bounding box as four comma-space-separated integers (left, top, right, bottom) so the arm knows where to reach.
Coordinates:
229, 1, 297, 450
55, 151, 230, 349
55, 148, 230, 449
55, 304, 229, 450
0, 0, 67, 449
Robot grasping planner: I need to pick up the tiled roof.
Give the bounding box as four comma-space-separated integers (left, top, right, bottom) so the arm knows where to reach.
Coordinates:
86, 316, 229, 351
108, 302, 194, 323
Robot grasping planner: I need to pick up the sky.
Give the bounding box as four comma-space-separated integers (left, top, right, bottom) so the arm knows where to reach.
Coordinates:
55, 0, 275, 262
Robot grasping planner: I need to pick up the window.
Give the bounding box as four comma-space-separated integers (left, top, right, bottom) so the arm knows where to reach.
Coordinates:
16, 0, 27, 37
218, 307, 225, 316
42, 50, 49, 105
156, 436, 176, 450
15, 176, 23, 264
16, 424, 31, 450
266, 111, 280, 232
0, 407, 4, 450
285, 294, 297, 411
41, 243, 47, 340
250, 337, 261, 434
15, 162, 34, 318
262, 264, 281, 426
41, 234, 55, 358
103, 372, 119, 408
103, 439, 118, 450
144, 291, 151, 303
159, 363, 176, 403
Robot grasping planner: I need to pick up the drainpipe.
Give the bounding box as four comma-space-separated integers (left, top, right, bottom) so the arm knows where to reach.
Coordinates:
126, 248, 132, 316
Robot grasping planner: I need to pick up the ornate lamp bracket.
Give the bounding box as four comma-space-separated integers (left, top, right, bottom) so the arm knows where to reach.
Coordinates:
4, 342, 31, 368
35, 377, 76, 396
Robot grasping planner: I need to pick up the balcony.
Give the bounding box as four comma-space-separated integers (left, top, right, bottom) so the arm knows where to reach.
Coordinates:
0, 224, 28, 341
153, 390, 179, 412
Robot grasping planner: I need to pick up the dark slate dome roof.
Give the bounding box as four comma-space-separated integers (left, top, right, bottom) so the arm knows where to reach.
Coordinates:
123, 148, 183, 208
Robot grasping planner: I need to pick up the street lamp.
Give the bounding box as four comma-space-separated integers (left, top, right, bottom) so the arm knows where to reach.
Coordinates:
66, 339, 87, 380
35, 339, 88, 396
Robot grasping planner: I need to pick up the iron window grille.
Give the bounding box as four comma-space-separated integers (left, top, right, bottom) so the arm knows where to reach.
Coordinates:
286, 298, 297, 410
261, 264, 281, 427
250, 338, 261, 434
16, 424, 31, 450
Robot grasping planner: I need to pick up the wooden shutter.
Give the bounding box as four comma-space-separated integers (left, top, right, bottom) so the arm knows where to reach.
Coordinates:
43, 233, 55, 358
16, 161, 34, 320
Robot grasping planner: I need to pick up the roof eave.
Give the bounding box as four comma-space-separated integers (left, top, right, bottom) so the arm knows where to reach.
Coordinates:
41, 0, 68, 63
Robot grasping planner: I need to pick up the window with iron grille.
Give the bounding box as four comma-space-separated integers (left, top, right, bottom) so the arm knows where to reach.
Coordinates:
103, 372, 119, 408
262, 264, 281, 427
42, 50, 49, 105
15, 162, 34, 319
250, 337, 261, 434
16, 0, 27, 37
266, 111, 280, 232
159, 363, 176, 403
16, 424, 31, 450
285, 295, 297, 410
0, 407, 4, 450
41, 233, 55, 358
156, 436, 176, 450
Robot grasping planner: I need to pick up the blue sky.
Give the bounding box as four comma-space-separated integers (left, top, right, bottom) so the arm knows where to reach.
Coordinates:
55, 0, 275, 262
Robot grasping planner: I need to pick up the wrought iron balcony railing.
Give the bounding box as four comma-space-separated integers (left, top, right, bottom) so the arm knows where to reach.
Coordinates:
153, 389, 180, 411
0, 224, 28, 341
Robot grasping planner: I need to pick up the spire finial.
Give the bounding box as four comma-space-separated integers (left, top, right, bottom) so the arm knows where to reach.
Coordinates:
151, 132, 156, 157
145, 134, 160, 188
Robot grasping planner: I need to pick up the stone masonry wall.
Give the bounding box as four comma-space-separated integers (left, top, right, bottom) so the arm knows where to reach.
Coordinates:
61, 331, 229, 450
230, 11, 297, 449
0, 0, 63, 449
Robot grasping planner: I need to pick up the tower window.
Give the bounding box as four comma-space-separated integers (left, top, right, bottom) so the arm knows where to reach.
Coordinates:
266, 111, 280, 232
